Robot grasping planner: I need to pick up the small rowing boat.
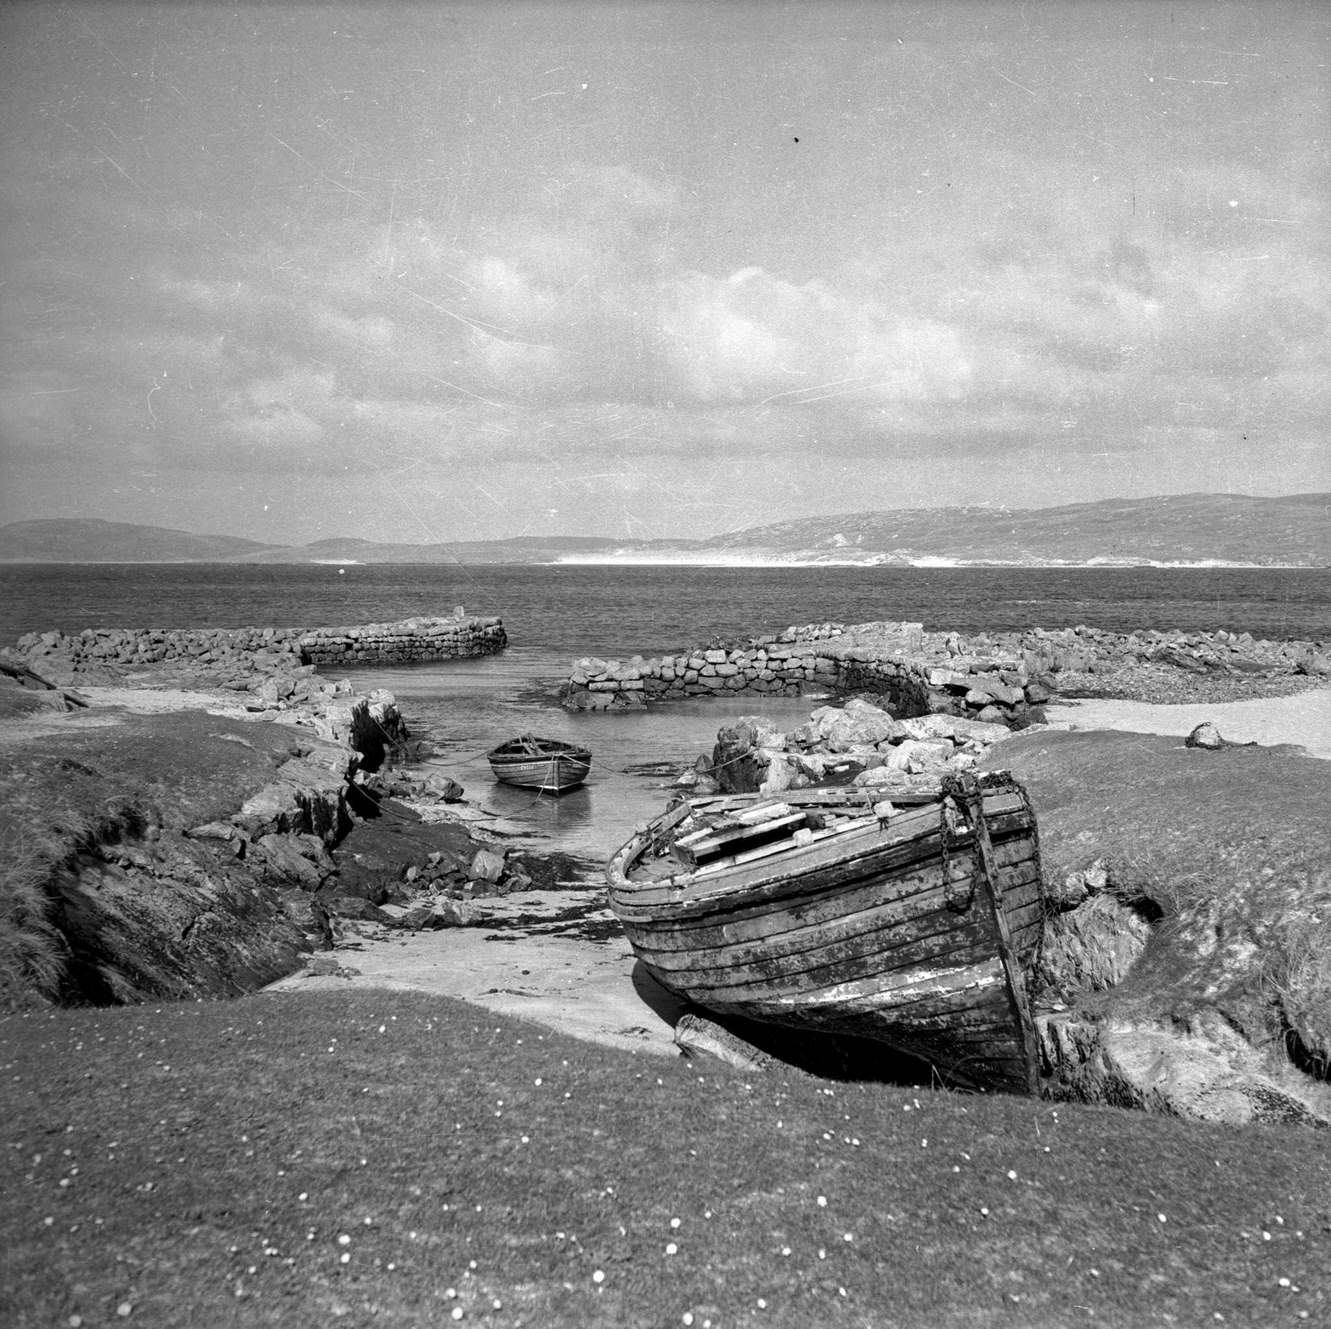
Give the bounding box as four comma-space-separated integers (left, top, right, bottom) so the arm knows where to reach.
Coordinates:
606, 772, 1044, 1094
487, 734, 592, 793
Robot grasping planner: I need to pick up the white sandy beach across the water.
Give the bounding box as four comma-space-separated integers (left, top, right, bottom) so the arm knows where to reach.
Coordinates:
1043, 686, 1331, 760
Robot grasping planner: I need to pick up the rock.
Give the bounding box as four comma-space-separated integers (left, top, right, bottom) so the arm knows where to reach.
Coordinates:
711, 716, 787, 793
807, 699, 906, 751
1038, 1011, 1331, 1127
894, 738, 955, 774
675, 1013, 776, 1071
898, 714, 1011, 746
1035, 893, 1153, 997
251, 834, 324, 890
423, 774, 465, 802
469, 848, 506, 884
1185, 722, 1225, 750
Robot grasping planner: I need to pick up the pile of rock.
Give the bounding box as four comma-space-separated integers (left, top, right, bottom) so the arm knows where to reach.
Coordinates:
687, 697, 1015, 798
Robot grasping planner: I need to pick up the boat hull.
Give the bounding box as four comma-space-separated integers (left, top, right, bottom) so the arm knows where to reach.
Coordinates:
607, 775, 1044, 1094
487, 738, 592, 793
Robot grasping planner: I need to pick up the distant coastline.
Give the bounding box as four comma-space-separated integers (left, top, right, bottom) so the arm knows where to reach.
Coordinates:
1, 494, 1327, 568
546, 554, 1314, 570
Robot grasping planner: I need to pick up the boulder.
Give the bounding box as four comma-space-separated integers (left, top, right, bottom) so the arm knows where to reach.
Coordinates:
469, 847, 506, 884
251, 834, 324, 890
1038, 1011, 1331, 1127
807, 698, 906, 751
898, 714, 1011, 747
1184, 722, 1224, 750
711, 716, 788, 793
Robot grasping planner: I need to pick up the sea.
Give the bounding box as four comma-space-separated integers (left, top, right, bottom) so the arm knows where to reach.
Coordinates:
3, 562, 1329, 866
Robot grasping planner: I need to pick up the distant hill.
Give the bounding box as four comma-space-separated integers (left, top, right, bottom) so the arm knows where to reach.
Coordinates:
682, 493, 1331, 567
0, 519, 279, 563
0, 494, 1326, 566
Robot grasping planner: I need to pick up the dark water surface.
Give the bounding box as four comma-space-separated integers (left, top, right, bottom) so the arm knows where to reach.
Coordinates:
3, 562, 1327, 862
3, 562, 1329, 650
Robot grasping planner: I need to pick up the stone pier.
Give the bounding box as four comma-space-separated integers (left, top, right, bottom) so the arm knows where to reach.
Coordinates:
563, 618, 1328, 727
11, 612, 507, 678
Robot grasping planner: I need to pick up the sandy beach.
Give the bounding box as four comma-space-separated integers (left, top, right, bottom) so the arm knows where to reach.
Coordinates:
263, 888, 690, 1057
1044, 685, 1331, 759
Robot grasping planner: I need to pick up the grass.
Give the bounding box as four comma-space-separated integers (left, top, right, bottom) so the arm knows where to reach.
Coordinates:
2, 990, 1328, 1329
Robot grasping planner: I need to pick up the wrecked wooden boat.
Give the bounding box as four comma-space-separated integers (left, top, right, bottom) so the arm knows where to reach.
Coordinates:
606, 772, 1044, 1094
487, 734, 592, 793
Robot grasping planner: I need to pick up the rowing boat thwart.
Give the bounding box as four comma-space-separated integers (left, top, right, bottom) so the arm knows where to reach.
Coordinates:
606, 771, 1045, 1094
487, 735, 592, 793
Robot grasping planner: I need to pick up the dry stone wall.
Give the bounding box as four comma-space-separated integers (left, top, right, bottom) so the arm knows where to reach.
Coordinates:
565, 621, 1024, 723
12, 613, 506, 676
564, 618, 1328, 726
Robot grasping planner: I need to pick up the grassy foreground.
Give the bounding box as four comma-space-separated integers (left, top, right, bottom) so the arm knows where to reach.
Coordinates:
2, 991, 1328, 1328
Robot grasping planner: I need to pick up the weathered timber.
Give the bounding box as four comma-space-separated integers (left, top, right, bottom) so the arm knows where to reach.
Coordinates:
607, 772, 1045, 1095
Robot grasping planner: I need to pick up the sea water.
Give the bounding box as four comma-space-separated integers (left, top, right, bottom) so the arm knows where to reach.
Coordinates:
3, 562, 1328, 863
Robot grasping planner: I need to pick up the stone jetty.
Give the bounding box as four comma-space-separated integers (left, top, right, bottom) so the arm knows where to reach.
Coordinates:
10, 611, 507, 681
565, 619, 1329, 722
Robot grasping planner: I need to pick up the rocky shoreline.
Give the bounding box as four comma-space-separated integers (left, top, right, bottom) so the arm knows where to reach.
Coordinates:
3, 616, 1329, 1127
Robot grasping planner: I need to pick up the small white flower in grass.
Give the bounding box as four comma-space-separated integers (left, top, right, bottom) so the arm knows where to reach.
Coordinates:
781, 1247, 791, 1257
340, 1253, 350, 1265
1157, 1213, 1167, 1223
450, 1309, 463, 1322
670, 1216, 681, 1228
665, 1242, 678, 1255
816, 1195, 827, 1207
818, 1248, 826, 1260
592, 1270, 605, 1285
1007, 1170, 1018, 1181
116, 1304, 132, 1318
757, 1298, 767, 1309
337, 1234, 351, 1246
1278, 1278, 1291, 1288
682, 1315, 693, 1326
980, 1208, 990, 1218
843, 1232, 854, 1242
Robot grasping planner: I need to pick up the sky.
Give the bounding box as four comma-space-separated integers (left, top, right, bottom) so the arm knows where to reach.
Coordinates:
1, 1, 1327, 545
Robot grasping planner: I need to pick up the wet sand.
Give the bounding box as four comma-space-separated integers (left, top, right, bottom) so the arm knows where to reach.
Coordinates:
263, 889, 689, 1057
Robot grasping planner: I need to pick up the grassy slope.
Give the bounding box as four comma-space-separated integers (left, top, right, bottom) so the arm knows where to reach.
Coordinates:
3, 991, 1328, 1329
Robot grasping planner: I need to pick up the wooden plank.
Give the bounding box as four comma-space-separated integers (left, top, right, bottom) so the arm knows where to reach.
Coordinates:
953, 778, 1040, 1095
673, 810, 811, 866
627, 861, 1043, 975
611, 838, 1039, 932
